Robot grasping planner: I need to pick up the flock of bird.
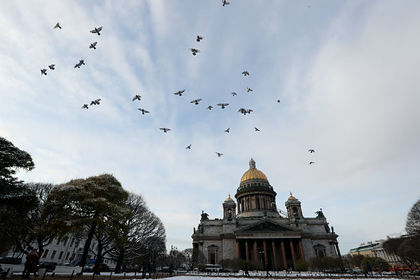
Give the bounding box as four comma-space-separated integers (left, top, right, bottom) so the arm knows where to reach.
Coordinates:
40, 0, 316, 164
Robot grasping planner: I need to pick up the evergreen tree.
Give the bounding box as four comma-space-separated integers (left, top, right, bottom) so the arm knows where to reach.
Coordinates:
0, 137, 37, 253
42, 174, 129, 270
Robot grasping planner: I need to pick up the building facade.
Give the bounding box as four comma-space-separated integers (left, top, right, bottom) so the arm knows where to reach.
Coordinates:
192, 159, 340, 270
349, 238, 401, 268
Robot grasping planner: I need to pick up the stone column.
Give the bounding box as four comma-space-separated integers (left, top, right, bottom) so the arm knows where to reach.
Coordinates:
280, 240, 287, 269
253, 240, 258, 263
245, 240, 249, 261
298, 240, 305, 261
290, 240, 296, 270
236, 240, 240, 259
271, 240, 278, 270
263, 240, 268, 267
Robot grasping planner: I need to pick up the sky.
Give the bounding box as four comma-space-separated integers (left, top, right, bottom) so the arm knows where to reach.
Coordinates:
1, 0, 420, 254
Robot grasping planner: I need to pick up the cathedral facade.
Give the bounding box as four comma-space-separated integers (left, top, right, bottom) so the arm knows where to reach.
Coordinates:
192, 159, 341, 270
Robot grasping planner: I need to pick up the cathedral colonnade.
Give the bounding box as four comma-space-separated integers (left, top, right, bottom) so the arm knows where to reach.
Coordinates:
235, 238, 304, 270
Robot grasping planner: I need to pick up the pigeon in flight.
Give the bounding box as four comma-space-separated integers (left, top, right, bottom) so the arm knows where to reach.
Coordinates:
81, 104, 89, 109
190, 99, 202, 105
225, 128, 230, 133
138, 108, 150, 115
89, 42, 98, 49
74, 59, 85, 68
40, 69, 47, 75
217, 103, 229, 109
132, 95, 141, 101
231, 92, 237, 96
308, 149, 315, 153
247, 87, 253, 93
216, 152, 224, 157
277, 99, 281, 103
160, 128, 171, 133
238, 108, 247, 115
174, 90, 185, 96
309, 161, 315, 165
90, 26, 103, 35
207, 106, 213, 110
48, 64, 55, 70
53, 22, 62, 29
254, 127, 260, 132
242, 71, 250, 76
196, 35, 203, 42
90, 99, 101, 106
222, 0, 230, 6
238, 108, 253, 115
186, 144, 192, 149
190, 48, 200, 56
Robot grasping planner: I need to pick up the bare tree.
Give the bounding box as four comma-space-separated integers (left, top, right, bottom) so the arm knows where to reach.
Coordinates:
406, 199, 420, 236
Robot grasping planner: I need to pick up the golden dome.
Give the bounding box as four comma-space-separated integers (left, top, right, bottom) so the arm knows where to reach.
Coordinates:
240, 158, 268, 183
288, 192, 296, 200
225, 194, 233, 202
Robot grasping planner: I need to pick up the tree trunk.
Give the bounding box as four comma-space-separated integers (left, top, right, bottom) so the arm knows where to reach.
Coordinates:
80, 221, 97, 269
114, 248, 125, 274
94, 240, 103, 275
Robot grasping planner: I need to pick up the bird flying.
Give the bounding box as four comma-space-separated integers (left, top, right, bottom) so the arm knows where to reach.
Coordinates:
196, 35, 203, 42
238, 108, 253, 115
207, 106, 213, 110
216, 152, 224, 157
222, 0, 230, 6
74, 59, 85, 68
89, 42, 98, 49
90, 26, 103, 35
231, 92, 237, 96
190, 48, 200, 56
242, 71, 250, 76
81, 104, 89, 109
254, 127, 260, 132
190, 99, 202, 105
174, 90, 185, 96
225, 128, 230, 133
308, 149, 315, 153
247, 87, 253, 92
90, 99, 101, 106
160, 128, 171, 133
309, 161, 315, 165
53, 22, 61, 29
186, 144, 191, 149
138, 108, 150, 115
48, 64, 55, 70
132, 95, 141, 101
217, 103, 229, 109
277, 99, 281, 103
40, 69, 47, 75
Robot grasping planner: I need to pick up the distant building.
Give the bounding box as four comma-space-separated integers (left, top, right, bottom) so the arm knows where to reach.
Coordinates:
349, 238, 401, 267
192, 159, 340, 270
4, 236, 117, 267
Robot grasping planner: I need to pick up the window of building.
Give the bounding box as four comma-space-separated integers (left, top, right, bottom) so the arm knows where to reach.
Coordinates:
58, 251, 63, 260
62, 237, 68, 246
70, 238, 74, 247
65, 252, 70, 260
207, 245, 218, 265
56, 237, 60, 245
51, 250, 57, 259
42, 249, 49, 259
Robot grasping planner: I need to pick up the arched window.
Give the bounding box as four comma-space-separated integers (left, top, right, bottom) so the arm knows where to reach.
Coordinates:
313, 244, 326, 258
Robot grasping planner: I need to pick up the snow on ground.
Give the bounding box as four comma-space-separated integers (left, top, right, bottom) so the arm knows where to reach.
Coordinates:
163, 277, 400, 280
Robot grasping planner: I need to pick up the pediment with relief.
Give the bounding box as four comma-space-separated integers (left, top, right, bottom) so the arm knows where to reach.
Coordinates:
235, 219, 299, 234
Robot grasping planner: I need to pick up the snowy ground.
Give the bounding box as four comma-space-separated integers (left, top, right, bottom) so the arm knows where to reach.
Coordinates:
161, 276, 404, 280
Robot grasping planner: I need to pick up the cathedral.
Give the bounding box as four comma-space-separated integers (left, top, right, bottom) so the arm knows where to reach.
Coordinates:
192, 159, 341, 270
